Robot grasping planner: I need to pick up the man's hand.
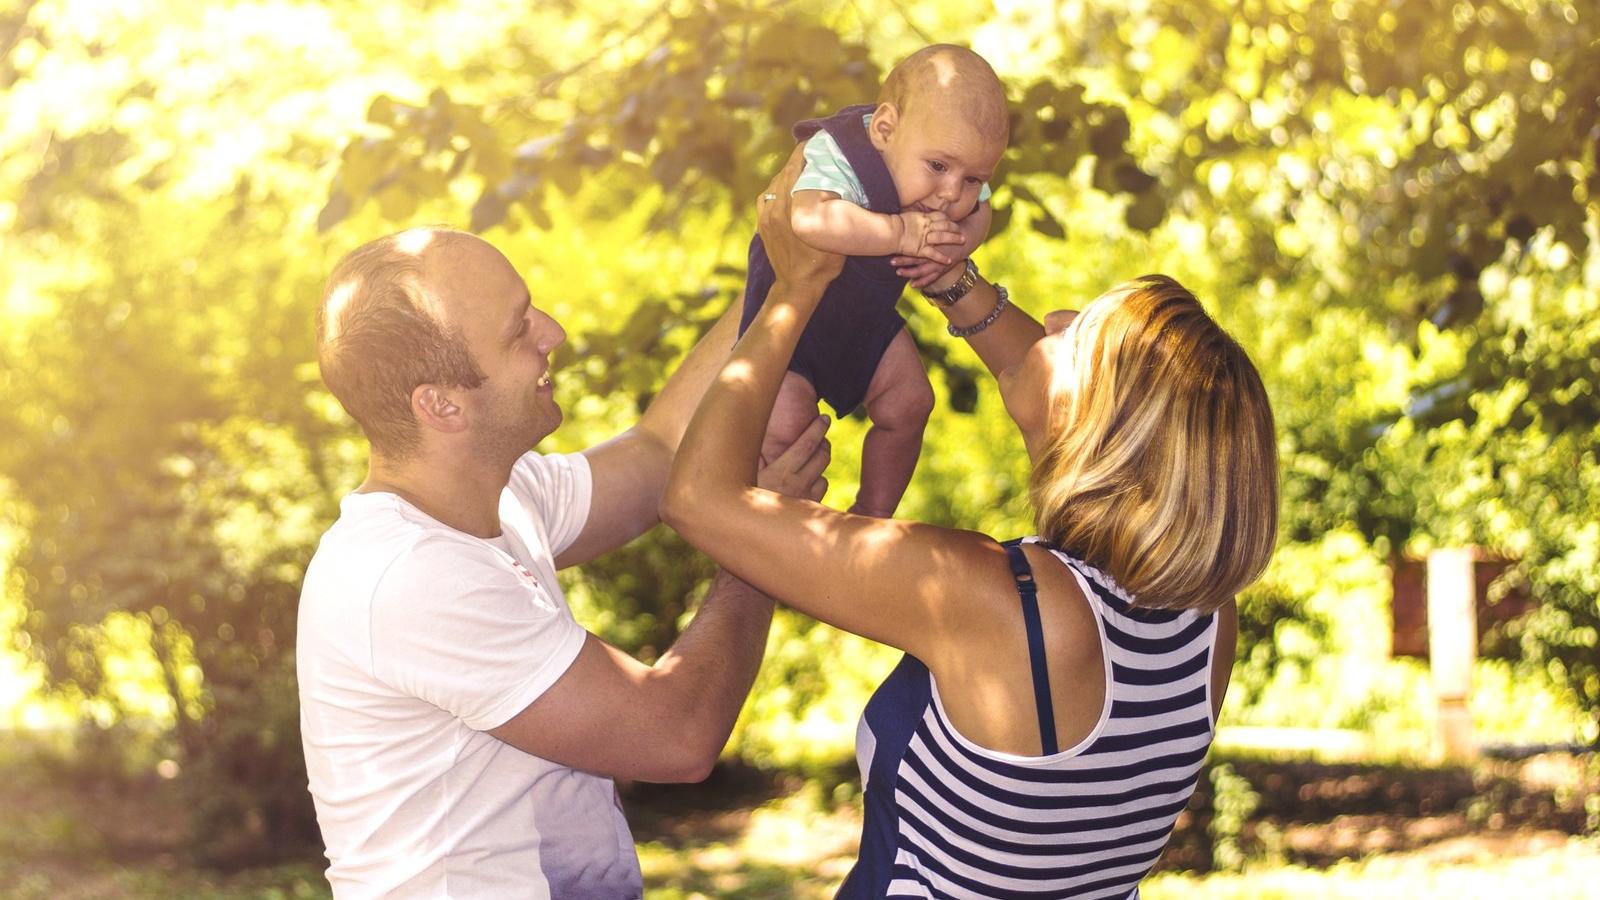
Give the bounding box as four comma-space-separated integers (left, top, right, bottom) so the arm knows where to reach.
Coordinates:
893, 210, 965, 266
759, 147, 845, 290
756, 415, 830, 502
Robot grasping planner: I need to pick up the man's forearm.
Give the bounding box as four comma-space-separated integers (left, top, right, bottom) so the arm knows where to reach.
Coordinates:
650, 571, 775, 772
559, 303, 740, 568
634, 301, 742, 452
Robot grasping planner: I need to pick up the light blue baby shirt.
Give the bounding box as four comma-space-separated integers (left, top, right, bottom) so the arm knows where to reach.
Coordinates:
792, 114, 993, 206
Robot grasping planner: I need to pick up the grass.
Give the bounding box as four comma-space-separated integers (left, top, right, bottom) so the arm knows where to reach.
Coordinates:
2, 733, 1597, 898
0, 860, 330, 900
638, 783, 858, 898
8, 839, 1600, 900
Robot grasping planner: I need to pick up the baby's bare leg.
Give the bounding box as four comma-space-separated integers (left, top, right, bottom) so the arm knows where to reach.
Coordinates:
762, 371, 824, 469
853, 330, 935, 518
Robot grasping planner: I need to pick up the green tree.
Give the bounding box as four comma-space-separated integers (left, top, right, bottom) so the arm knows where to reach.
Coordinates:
2, 0, 1597, 869
323, 0, 1600, 734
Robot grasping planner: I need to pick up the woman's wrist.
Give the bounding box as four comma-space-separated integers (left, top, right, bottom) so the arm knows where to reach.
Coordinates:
939, 278, 998, 329
920, 259, 979, 308
922, 258, 969, 297
946, 284, 1009, 338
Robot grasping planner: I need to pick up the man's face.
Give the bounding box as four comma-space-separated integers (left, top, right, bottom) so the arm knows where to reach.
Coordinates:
430, 237, 567, 455
872, 103, 1005, 220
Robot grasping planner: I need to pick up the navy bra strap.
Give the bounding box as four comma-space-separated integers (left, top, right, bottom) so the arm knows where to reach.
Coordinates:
1001, 539, 1059, 755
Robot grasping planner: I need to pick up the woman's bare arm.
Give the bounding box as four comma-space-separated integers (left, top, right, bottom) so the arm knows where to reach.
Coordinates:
662, 149, 1006, 664
894, 259, 1046, 378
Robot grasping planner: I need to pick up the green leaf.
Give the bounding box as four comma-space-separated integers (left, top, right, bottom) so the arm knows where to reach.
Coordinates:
1031, 211, 1066, 240
367, 94, 397, 126
522, 195, 553, 230
470, 187, 509, 232
316, 187, 352, 233
1114, 163, 1158, 194
945, 367, 979, 414
1124, 191, 1165, 232
989, 197, 1014, 235
375, 184, 418, 221
1088, 111, 1131, 158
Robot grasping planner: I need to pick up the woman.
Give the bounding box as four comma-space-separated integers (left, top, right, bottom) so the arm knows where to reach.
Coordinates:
662, 151, 1278, 898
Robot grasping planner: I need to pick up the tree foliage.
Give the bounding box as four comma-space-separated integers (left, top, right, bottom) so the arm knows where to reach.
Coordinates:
316, 2, 1158, 237
0, 0, 1596, 864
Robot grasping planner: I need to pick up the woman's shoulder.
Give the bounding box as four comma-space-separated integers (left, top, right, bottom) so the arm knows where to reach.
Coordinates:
909, 528, 1044, 651
932, 535, 1105, 652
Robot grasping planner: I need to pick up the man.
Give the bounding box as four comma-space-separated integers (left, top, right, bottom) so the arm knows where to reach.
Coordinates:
298, 226, 830, 898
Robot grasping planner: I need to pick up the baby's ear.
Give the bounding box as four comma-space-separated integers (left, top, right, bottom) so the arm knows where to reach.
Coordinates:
869, 103, 898, 148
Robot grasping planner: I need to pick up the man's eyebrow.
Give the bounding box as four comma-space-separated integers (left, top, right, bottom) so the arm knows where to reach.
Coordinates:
504, 286, 532, 339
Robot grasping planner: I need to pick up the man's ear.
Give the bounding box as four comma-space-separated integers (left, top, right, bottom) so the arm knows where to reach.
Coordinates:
413, 384, 468, 435
869, 102, 898, 151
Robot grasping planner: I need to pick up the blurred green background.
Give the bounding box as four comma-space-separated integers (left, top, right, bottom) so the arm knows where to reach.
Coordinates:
2, 0, 1597, 896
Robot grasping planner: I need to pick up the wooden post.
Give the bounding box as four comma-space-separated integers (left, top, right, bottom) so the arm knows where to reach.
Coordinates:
1427, 547, 1477, 760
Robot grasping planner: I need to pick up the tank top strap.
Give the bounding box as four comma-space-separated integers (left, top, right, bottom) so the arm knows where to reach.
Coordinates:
1000, 538, 1058, 755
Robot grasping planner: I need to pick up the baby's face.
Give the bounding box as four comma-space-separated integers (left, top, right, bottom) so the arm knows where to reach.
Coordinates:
871, 104, 1006, 220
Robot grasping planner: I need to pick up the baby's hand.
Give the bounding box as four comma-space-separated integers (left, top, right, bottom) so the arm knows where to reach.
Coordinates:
893, 201, 991, 288
894, 210, 965, 265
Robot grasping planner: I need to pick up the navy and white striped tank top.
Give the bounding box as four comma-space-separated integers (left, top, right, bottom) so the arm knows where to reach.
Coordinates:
838, 537, 1219, 899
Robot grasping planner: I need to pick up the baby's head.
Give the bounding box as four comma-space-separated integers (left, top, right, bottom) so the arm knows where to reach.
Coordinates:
869, 45, 1009, 218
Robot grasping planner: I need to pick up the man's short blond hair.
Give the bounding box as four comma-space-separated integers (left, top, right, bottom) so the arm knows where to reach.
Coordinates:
878, 44, 1009, 144
317, 228, 484, 458
1030, 275, 1279, 612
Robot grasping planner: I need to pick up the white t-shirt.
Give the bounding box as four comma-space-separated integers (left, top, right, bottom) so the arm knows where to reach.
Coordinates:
297, 450, 643, 899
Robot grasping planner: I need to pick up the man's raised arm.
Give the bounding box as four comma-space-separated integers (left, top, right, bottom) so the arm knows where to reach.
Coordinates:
553, 303, 742, 568
553, 152, 812, 569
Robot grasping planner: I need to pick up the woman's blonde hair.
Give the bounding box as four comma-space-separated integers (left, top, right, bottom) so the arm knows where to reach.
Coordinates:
1030, 275, 1278, 611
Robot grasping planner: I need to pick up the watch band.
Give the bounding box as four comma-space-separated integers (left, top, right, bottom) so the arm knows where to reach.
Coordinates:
919, 258, 979, 308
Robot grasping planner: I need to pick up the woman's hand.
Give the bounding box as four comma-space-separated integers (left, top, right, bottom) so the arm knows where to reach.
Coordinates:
893, 255, 963, 290
759, 147, 845, 293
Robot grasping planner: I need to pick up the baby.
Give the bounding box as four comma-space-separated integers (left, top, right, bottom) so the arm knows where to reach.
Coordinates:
738, 44, 1009, 517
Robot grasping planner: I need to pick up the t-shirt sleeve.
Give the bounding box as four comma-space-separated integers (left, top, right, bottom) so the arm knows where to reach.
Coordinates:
793, 132, 869, 206
369, 535, 588, 731
506, 450, 592, 557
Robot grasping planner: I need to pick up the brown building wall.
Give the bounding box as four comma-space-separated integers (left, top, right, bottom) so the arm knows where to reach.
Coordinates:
1389, 554, 1533, 659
